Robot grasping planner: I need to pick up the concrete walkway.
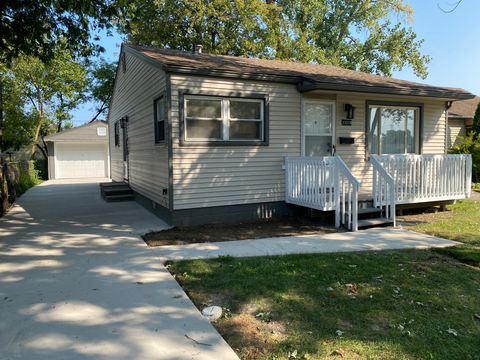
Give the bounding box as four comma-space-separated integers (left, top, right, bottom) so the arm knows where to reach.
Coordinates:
0, 179, 239, 360
153, 227, 459, 262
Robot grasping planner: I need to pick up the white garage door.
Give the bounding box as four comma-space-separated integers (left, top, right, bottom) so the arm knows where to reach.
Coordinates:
56, 143, 107, 179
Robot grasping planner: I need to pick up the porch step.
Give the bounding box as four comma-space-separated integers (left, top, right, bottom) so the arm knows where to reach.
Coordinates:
358, 207, 382, 216
357, 218, 394, 229
103, 193, 134, 202
100, 182, 134, 202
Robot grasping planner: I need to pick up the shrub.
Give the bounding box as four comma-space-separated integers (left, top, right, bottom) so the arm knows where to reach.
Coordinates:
449, 133, 480, 182
16, 163, 41, 195
33, 159, 48, 180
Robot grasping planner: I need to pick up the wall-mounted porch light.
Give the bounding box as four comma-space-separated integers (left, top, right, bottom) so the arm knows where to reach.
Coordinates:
344, 104, 355, 119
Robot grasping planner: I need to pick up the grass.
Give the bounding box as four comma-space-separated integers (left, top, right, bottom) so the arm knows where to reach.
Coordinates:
405, 199, 480, 267
169, 251, 480, 360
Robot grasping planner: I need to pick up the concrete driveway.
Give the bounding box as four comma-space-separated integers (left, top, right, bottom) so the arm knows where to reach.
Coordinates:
0, 179, 239, 360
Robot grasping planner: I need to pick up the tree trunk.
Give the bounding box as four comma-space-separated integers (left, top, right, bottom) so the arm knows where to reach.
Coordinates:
0, 77, 4, 153
30, 92, 44, 158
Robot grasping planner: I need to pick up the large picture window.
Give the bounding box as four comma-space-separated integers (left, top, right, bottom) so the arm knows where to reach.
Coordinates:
183, 95, 265, 143
368, 104, 420, 155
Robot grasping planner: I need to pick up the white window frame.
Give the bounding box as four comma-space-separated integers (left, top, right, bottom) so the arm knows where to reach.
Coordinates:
184, 95, 264, 142
368, 104, 420, 155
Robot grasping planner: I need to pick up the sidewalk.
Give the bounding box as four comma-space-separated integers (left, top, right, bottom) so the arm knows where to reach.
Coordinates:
152, 227, 459, 262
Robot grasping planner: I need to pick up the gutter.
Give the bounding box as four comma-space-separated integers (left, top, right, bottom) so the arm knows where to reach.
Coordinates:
445, 101, 453, 153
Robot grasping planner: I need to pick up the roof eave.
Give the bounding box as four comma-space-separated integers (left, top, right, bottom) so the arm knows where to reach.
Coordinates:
297, 80, 475, 100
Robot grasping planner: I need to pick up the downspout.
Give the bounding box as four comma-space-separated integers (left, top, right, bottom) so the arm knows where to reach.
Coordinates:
445, 101, 453, 153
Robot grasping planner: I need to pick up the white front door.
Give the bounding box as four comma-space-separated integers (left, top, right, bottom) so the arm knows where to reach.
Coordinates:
302, 100, 335, 156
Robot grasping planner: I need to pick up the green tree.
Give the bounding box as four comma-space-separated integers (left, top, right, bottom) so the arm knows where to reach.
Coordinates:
2, 51, 87, 158
0, 0, 124, 153
472, 102, 480, 139
88, 60, 117, 122
119, 0, 430, 78
0, 0, 123, 63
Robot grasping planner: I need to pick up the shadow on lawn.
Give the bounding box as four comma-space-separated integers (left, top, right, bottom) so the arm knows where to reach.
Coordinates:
171, 252, 480, 360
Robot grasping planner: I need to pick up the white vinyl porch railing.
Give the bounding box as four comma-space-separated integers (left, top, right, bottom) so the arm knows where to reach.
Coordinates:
371, 156, 396, 227
371, 154, 472, 205
334, 156, 361, 232
284, 156, 360, 231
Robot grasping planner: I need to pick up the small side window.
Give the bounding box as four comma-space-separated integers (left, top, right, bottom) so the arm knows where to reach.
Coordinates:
154, 96, 166, 143
114, 121, 120, 146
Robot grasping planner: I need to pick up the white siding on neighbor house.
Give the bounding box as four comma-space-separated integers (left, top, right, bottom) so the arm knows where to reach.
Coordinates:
169, 75, 448, 210
170, 75, 302, 210
108, 50, 169, 208
448, 118, 466, 148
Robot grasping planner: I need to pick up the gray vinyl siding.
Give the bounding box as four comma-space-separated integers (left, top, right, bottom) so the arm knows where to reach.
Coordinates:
170, 75, 301, 210
170, 75, 447, 209
108, 50, 169, 208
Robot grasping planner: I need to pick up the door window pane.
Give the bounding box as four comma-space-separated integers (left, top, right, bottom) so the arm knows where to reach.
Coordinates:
304, 103, 332, 135
230, 100, 261, 119
186, 99, 221, 118
305, 136, 331, 156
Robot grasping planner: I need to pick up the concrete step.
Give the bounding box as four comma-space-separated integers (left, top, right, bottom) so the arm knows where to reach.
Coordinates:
103, 194, 134, 202
357, 218, 394, 229
102, 187, 133, 196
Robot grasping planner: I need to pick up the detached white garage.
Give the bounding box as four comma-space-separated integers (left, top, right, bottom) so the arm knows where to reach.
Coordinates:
45, 121, 110, 179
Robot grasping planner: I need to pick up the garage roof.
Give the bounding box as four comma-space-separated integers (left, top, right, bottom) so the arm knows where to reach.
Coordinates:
45, 121, 108, 142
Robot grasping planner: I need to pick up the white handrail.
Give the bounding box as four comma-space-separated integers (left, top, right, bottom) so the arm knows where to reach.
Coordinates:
284, 156, 336, 211
372, 154, 472, 204
371, 156, 396, 226
284, 156, 360, 231
334, 156, 360, 231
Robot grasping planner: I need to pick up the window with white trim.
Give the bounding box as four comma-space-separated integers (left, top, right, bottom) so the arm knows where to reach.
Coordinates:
368, 104, 420, 155
184, 95, 265, 142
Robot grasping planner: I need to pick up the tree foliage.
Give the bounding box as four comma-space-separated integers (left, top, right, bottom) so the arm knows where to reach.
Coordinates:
450, 133, 480, 182
472, 102, 480, 139
1, 51, 87, 157
0, 0, 123, 63
88, 60, 117, 122
119, 0, 430, 78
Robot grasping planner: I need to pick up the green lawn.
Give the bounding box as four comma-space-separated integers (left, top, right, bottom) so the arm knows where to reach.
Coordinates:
169, 251, 480, 360
406, 199, 480, 267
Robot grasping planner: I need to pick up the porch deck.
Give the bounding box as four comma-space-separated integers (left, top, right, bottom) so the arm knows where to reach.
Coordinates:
285, 154, 472, 231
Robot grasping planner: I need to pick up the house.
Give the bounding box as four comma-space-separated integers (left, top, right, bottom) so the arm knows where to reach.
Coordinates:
447, 96, 479, 147
107, 44, 474, 230
45, 121, 110, 179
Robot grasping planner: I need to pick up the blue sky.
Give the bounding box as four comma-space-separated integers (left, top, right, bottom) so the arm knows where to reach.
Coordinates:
71, 0, 480, 126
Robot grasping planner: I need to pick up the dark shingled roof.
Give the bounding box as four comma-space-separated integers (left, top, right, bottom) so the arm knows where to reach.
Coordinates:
124, 44, 475, 100
449, 96, 480, 118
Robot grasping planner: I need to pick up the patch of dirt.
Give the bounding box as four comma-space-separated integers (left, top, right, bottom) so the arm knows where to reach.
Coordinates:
396, 206, 454, 227
143, 217, 335, 246
216, 314, 287, 359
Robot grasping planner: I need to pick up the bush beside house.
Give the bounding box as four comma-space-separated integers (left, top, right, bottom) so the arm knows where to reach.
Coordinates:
0, 159, 42, 216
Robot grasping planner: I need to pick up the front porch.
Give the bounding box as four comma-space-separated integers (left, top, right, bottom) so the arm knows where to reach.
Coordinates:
285, 153, 472, 231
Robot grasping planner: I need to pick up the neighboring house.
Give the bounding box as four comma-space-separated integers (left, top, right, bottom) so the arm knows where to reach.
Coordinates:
447, 96, 479, 147
107, 44, 474, 230
45, 121, 110, 179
